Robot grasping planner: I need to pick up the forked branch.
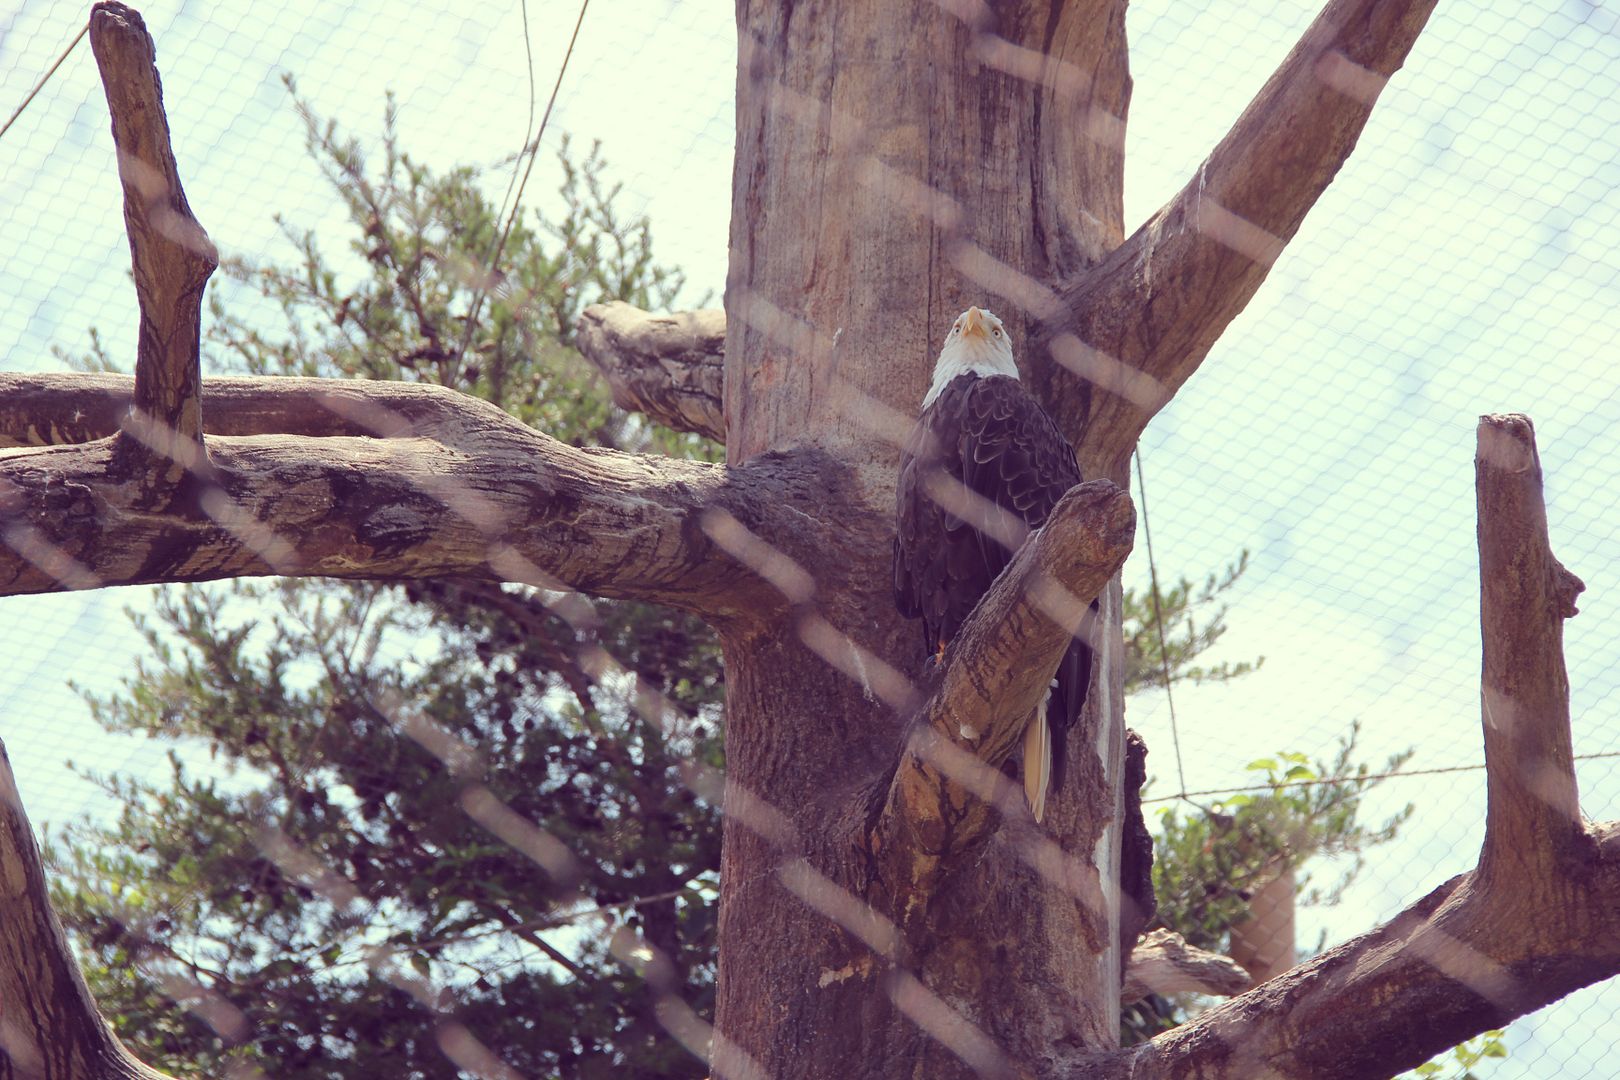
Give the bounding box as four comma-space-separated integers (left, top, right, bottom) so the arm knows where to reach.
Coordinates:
1040, 0, 1438, 470
0, 379, 830, 619
1077, 417, 1620, 1080
871, 480, 1135, 898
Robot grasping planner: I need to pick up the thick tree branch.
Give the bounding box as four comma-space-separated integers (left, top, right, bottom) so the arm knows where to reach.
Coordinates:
0, 739, 174, 1080
1475, 413, 1584, 887
1038, 0, 1437, 471
870, 480, 1135, 901
0, 379, 838, 620
1121, 930, 1252, 1004
0, 373, 510, 447
576, 302, 725, 442
1066, 417, 1620, 1080
89, 2, 216, 475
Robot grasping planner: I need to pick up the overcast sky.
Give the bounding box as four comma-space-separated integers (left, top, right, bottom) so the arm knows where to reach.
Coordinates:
3, 0, 1618, 1074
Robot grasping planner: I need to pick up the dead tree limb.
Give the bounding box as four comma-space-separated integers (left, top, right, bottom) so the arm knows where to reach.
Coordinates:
1041, 0, 1439, 470
1122, 930, 1252, 1004
0, 373, 516, 447
1475, 412, 1585, 886
1079, 415, 1620, 1080
0, 383, 842, 619
89, 2, 216, 478
576, 302, 725, 442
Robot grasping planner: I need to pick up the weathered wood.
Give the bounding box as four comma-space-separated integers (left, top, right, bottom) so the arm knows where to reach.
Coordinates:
0, 381, 838, 620
1121, 930, 1252, 1004
0, 738, 175, 1080
576, 302, 725, 442
725, 0, 1131, 469
717, 3, 1138, 1070
1095, 417, 1620, 1080
1039, 0, 1439, 479
0, 372, 505, 447
1227, 864, 1298, 984
1474, 414, 1585, 887
89, 2, 216, 478
11, 1, 1620, 1078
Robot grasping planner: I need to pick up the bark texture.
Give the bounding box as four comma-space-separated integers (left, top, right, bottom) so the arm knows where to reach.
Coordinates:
1121, 930, 1252, 1004
1100, 415, 1620, 1080
89, 1, 216, 482
576, 302, 726, 442
0, 739, 173, 1080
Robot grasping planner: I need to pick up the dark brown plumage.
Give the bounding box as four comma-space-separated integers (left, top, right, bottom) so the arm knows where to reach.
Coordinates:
893, 371, 1094, 816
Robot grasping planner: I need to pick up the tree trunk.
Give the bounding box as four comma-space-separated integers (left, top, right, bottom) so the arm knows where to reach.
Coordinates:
1228, 863, 1297, 985
715, 3, 1133, 1074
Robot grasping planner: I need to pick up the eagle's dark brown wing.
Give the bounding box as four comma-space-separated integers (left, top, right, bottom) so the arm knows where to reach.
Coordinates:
893, 372, 1093, 795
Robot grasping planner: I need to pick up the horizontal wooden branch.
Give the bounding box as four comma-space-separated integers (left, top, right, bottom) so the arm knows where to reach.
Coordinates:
0, 372, 509, 447
0, 738, 175, 1079
1039, 0, 1438, 471
870, 480, 1135, 900
1122, 930, 1252, 1004
576, 302, 725, 442
90, 1, 215, 474
0, 378, 838, 620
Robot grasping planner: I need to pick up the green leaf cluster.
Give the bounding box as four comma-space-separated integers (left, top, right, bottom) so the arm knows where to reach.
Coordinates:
1123, 724, 1416, 1042
1123, 550, 1263, 695
1401, 1030, 1508, 1079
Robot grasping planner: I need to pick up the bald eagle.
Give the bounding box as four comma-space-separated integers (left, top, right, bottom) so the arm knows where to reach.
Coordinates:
892, 306, 1094, 823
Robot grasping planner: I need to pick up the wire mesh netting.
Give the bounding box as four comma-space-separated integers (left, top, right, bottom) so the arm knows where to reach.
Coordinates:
2, 0, 1618, 1077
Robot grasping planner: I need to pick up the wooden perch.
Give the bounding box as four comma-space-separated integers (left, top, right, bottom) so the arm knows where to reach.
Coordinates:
1122, 930, 1252, 1004
0, 379, 834, 620
1041, 0, 1439, 470
90, 2, 216, 477
0, 738, 175, 1080
871, 480, 1135, 899
0, 372, 520, 447
576, 302, 725, 442
1087, 415, 1620, 1080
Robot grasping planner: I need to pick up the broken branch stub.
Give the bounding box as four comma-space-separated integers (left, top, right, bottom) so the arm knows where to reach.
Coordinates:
90, 2, 218, 475
1474, 413, 1585, 888
576, 302, 726, 442
873, 480, 1135, 895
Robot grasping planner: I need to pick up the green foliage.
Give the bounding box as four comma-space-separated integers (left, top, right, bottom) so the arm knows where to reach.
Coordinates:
1401, 1031, 1508, 1079
48, 90, 718, 1079
1152, 726, 1414, 952
1122, 550, 1262, 696
1123, 725, 1415, 1041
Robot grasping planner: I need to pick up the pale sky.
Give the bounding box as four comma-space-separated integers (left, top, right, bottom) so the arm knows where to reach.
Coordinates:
3, 0, 1619, 1074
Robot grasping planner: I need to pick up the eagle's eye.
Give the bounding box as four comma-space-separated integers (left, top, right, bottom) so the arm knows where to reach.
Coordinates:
991, 327, 1001, 337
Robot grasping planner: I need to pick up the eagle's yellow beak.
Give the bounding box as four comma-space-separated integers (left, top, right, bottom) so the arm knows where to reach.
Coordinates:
961, 307, 989, 339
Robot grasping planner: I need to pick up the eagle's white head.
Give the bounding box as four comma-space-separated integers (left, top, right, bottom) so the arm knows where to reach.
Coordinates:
923, 306, 1019, 408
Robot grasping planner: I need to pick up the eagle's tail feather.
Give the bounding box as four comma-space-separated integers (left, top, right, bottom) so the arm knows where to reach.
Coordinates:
1023, 699, 1052, 823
